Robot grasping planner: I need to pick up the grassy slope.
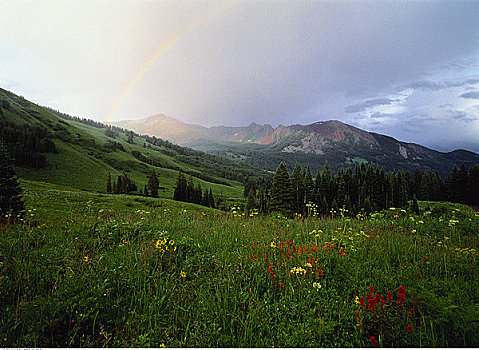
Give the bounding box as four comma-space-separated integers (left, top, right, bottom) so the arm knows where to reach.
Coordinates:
1, 88, 245, 203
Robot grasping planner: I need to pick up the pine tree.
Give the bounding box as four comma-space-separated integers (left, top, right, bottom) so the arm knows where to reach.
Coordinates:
411, 195, 420, 215
469, 164, 479, 205
208, 189, 215, 208
291, 163, 305, 215
147, 170, 159, 198
0, 141, 25, 219
186, 175, 194, 203
457, 164, 468, 203
106, 172, 112, 194
303, 165, 314, 206
270, 163, 294, 215
246, 190, 256, 214
144, 184, 149, 197
173, 172, 187, 202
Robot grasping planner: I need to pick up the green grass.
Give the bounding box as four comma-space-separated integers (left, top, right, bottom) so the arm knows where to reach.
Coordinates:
1, 181, 479, 347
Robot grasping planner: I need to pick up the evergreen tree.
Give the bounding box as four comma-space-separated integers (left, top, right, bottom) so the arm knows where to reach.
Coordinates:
208, 188, 215, 208
270, 163, 294, 215
469, 164, 479, 205
173, 172, 187, 202
411, 195, 420, 215
413, 168, 422, 199
201, 188, 209, 206
106, 172, 112, 194
195, 183, 203, 204
258, 187, 267, 214
0, 141, 25, 218
303, 165, 314, 207
186, 175, 194, 203
143, 184, 149, 197
245, 190, 256, 214
127, 131, 134, 144
291, 163, 305, 215
457, 164, 468, 203
244, 178, 256, 198
147, 170, 159, 198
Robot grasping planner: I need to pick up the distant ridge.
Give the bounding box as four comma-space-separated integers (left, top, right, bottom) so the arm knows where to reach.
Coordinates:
114, 114, 479, 177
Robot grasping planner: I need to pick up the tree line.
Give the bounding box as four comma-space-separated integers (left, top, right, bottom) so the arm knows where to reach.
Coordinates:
106, 170, 159, 198
242, 162, 479, 217
173, 172, 220, 209
0, 115, 57, 168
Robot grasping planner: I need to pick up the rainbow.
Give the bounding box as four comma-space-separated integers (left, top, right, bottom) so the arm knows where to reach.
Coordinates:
106, 0, 237, 123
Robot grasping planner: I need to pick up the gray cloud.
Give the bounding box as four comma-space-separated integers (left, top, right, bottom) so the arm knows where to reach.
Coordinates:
0, 0, 478, 152
460, 91, 479, 100
403, 78, 479, 92
345, 98, 397, 113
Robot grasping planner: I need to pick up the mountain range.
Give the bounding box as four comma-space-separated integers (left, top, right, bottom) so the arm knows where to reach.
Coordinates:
113, 114, 479, 178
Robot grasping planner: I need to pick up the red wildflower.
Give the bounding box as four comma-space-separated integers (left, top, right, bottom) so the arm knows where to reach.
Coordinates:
298, 248, 302, 255
387, 290, 392, 301
368, 298, 376, 313
360, 296, 366, 311
267, 265, 273, 274
370, 336, 379, 347
279, 282, 285, 288
407, 324, 414, 330
355, 310, 361, 329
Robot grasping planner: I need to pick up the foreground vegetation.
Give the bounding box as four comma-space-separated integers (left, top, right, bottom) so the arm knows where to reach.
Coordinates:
1, 180, 478, 347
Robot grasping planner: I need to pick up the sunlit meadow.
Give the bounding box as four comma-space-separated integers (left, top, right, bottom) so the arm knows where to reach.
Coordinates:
1, 181, 479, 347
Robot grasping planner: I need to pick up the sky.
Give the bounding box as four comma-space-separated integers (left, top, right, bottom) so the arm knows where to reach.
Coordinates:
1, 0, 478, 153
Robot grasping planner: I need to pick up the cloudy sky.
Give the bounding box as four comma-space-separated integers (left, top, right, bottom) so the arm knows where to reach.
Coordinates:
1, 0, 478, 152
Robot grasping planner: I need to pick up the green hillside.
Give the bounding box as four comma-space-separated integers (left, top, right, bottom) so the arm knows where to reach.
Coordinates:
0, 87, 270, 205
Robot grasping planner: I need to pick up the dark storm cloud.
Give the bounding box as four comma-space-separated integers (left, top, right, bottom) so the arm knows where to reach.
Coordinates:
344, 98, 397, 113
402, 78, 479, 92
460, 91, 479, 100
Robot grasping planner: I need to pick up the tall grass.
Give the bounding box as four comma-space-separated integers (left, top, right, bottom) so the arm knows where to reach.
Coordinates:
1, 183, 478, 347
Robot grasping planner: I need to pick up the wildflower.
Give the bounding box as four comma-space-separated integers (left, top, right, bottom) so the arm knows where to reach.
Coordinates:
83, 256, 89, 262
407, 324, 414, 330
270, 241, 276, 248
355, 311, 361, 329
354, 296, 360, 305
290, 266, 307, 275
370, 336, 379, 347
268, 265, 274, 274
304, 262, 312, 268
180, 271, 186, 278
360, 296, 366, 311
159, 343, 166, 348
313, 282, 321, 291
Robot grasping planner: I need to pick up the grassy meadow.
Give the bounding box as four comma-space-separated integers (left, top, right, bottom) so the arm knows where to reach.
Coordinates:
1, 180, 479, 347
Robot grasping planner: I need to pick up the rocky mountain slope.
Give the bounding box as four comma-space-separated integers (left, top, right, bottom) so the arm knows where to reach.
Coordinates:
114, 115, 479, 178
